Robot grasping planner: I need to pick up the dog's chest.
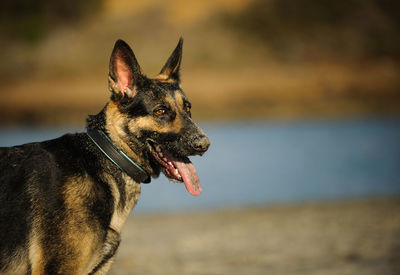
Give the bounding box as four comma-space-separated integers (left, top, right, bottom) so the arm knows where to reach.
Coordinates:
106, 173, 141, 232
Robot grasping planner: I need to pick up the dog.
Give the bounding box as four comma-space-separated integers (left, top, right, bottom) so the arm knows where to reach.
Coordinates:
0, 38, 210, 274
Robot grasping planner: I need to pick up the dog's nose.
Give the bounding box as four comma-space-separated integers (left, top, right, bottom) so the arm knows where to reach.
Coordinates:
193, 135, 210, 153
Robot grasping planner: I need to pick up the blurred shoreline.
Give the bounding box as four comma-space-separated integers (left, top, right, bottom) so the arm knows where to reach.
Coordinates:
0, 61, 399, 126
110, 197, 400, 275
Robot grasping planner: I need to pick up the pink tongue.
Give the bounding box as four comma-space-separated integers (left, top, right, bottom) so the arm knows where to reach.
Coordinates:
173, 160, 202, 196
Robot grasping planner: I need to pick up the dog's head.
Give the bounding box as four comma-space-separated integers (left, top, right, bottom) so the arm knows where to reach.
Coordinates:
104, 38, 210, 195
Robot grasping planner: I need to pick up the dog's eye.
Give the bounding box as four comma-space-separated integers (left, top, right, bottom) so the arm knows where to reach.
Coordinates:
184, 103, 191, 114
154, 108, 167, 116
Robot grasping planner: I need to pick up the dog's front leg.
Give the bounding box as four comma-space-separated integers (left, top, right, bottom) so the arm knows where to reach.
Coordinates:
88, 228, 121, 275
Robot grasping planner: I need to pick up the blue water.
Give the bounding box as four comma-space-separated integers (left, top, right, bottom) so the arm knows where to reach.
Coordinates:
1, 118, 399, 213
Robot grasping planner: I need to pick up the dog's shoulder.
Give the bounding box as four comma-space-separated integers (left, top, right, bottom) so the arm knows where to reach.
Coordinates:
0, 133, 100, 194
1, 133, 86, 170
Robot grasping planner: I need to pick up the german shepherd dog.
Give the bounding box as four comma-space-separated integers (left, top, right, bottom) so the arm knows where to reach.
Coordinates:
0, 38, 210, 274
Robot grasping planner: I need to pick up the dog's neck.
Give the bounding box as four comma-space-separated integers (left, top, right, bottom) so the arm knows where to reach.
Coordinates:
104, 102, 139, 160
86, 102, 153, 177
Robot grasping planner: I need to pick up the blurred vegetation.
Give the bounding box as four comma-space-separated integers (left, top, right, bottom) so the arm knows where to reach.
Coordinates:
0, 0, 103, 43
0, 0, 399, 125
225, 0, 400, 61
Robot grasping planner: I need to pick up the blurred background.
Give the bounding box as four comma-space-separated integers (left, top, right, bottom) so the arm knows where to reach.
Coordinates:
1, 0, 400, 274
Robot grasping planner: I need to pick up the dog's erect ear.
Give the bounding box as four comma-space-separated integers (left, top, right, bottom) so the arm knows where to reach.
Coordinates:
157, 37, 183, 83
109, 39, 142, 97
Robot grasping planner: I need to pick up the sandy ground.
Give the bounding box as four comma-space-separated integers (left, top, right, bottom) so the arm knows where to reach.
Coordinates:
108, 198, 400, 275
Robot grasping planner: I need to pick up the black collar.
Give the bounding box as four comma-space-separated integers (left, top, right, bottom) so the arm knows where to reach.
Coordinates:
86, 128, 150, 183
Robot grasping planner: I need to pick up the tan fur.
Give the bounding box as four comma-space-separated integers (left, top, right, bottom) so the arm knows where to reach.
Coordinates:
153, 74, 176, 83
0, 249, 28, 275
129, 93, 184, 135
91, 259, 115, 275
29, 232, 44, 275
61, 176, 100, 274
174, 90, 186, 110
105, 173, 141, 233
28, 189, 46, 275
105, 101, 140, 161
130, 115, 181, 134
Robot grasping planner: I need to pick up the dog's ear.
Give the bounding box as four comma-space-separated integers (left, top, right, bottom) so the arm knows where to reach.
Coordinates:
157, 37, 183, 83
108, 39, 142, 98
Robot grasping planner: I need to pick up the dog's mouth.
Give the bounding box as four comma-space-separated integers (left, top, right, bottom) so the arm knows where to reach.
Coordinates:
148, 141, 202, 196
